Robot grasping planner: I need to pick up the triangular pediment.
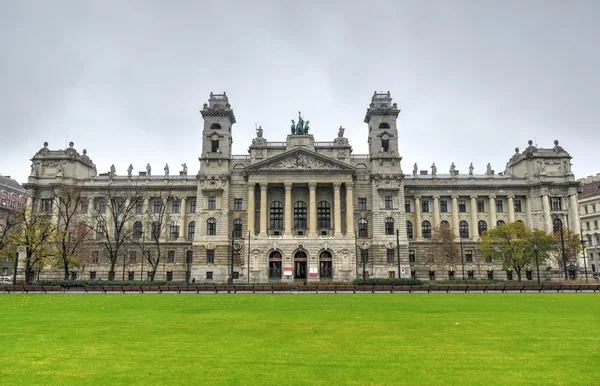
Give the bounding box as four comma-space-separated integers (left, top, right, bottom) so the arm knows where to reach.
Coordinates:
246, 148, 355, 172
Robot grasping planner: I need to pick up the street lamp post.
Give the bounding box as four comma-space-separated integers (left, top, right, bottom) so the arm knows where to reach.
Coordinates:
229, 229, 235, 285
459, 231, 465, 280
534, 243, 541, 285
396, 229, 401, 279
579, 227, 588, 281
559, 225, 568, 280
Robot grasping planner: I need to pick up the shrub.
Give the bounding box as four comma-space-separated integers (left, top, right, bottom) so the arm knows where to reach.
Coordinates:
352, 278, 423, 286
34, 280, 187, 288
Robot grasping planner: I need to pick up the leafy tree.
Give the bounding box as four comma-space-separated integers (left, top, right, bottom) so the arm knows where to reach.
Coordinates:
54, 185, 92, 279
430, 224, 461, 272
0, 211, 22, 284
479, 222, 556, 281
10, 210, 56, 284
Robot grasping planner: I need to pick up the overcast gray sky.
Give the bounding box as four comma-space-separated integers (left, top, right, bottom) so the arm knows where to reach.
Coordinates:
1, 0, 598, 184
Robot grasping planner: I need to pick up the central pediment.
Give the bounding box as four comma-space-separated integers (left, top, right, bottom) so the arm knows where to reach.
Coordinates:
245, 148, 355, 173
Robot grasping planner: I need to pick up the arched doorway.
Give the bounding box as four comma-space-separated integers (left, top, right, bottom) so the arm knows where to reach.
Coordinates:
294, 251, 307, 279
269, 251, 282, 280
319, 251, 332, 280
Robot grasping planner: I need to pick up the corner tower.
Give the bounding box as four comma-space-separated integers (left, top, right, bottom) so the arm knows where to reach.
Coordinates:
364, 91, 402, 174
199, 92, 236, 176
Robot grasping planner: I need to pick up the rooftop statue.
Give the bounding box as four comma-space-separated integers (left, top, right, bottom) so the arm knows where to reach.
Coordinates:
127, 164, 133, 177
164, 164, 169, 177
146, 163, 151, 176
469, 163, 474, 176
431, 163, 437, 176
338, 126, 345, 138
182, 163, 188, 176
256, 125, 263, 138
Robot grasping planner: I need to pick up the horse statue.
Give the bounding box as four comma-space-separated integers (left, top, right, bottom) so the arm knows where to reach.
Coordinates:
291, 119, 296, 135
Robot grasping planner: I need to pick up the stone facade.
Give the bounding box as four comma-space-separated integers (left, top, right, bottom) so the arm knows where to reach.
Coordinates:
0, 175, 27, 276
21, 92, 583, 282
578, 174, 600, 277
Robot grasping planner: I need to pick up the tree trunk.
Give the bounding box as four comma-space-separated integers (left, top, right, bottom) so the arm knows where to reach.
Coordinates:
149, 270, 156, 281
12, 252, 19, 285
25, 256, 32, 284
64, 261, 70, 280
109, 258, 117, 281
516, 268, 522, 281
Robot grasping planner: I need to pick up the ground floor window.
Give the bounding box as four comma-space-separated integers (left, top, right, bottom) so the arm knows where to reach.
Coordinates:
166, 271, 173, 281
487, 271, 494, 280
506, 271, 513, 280
206, 271, 213, 280
568, 270, 576, 280
128, 271, 135, 281
429, 271, 435, 280
411, 271, 417, 279
389, 271, 395, 279
526, 270, 532, 280
319, 251, 332, 279
269, 251, 282, 279
89, 271, 96, 280
468, 270, 474, 279
70, 271, 77, 280
448, 271, 455, 280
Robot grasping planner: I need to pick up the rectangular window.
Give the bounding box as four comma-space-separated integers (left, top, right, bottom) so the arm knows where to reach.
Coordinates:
208, 196, 216, 210
167, 250, 175, 264
128, 271, 135, 280
129, 251, 137, 264
172, 200, 180, 214
381, 139, 389, 152
41, 198, 52, 213
593, 204, 597, 213
211, 140, 220, 152
136, 200, 143, 214
92, 251, 99, 264
186, 250, 193, 264
386, 249, 395, 264
206, 249, 215, 263
89, 271, 97, 280
477, 199, 485, 213
595, 235, 600, 245
448, 271, 455, 280
526, 270, 532, 280
514, 199, 522, 212
586, 222, 590, 231
96, 199, 106, 214
153, 200, 162, 214
496, 200, 504, 213
595, 220, 598, 229
585, 206, 589, 214
487, 271, 494, 280
409, 250, 416, 263
421, 200, 430, 213
388, 271, 395, 279
405, 200, 411, 213
234, 198, 243, 211
458, 200, 466, 213
81, 201, 88, 214
206, 271, 213, 280
429, 271, 435, 281
507, 271, 513, 280
166, 271, 173, 281
411, 271, 417, 279
465, 250, 473, 263
358, 198, 367, 211
440, 200, 448, 213
232, 272, 239, 279
551, 197, 562, 211
467, 270, 474, 279
189, 200, 196, 213
385, 196, 393, 209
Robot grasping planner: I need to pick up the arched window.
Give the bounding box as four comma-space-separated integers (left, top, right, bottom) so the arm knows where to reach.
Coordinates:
269, 251, 282, 279
440, 220, 450, 227
422, 220, 432, 238
294, 201, 307, 229
270, 201, 283, 229
385, 217, 394, 235
169, 221, 180, 240
379, 122, 390, 129
496, 220, 505, 226
133, 221, 143, 241
459, 220, 469, 238
317, 201, 330, 229
406, 221, 413, 239
478, 220, 488, 235
233, 219, 242, 238
210, 123, 222, 130
151, 221, 161, 241
553, 218, 563, 233
358, 218, 368, 237
207, 218, 216, 235
319, 251, 332, 278
187, 221, 195, 240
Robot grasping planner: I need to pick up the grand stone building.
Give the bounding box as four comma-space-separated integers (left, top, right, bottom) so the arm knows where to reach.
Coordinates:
578, 174, 600, 277
22, 92, 582, 282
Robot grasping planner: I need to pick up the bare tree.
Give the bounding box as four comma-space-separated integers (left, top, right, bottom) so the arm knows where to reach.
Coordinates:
430, 224, 461, 272
0, 210, 22, 283
85, 181, 143, 280
53, 184, 92, 279
142, 187, 176, 281
10, 209, 56, 284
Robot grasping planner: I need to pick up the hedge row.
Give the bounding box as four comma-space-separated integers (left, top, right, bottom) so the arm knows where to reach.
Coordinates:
35, 280, 187, 288
352, 278, 424, 286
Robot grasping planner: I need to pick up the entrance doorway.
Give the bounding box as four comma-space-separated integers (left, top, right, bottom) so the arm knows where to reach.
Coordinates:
294, 251, 307, 279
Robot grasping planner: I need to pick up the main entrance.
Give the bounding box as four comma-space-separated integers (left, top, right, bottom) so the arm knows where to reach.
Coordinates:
294, 251, 307, 279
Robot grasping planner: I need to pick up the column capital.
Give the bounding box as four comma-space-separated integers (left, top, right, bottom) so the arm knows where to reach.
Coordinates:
284, 183, 293, 191
308, 182, 317, 190
451, 195, 460, 199
247, 182, 255, 190
414, 195, 421, 200
507, 194, 515, 199
489, 195, 496, 200
470, 195, 478, 199
345, 182, 354, 190
433, 195, 440, 199
333, 182, 341, 190
260, 182, 268, 190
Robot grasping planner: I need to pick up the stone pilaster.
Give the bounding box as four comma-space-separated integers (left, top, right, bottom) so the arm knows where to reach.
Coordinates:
309, 183, 317, 236
284, 183, 292, 235
247, 184, 255, 235
333, 183, 342, 235
489, 195, 497, 231
345, 182, 354, 236
541, 191, 552, 233
451, 195, 460, 237
259, 183, 268, 236
470, 195, 478, 240
508, 195, 515, 223
569, 190, 580, 235
179, 197, 186, 239
433, 195, 440, 228
414, 195, 422, 239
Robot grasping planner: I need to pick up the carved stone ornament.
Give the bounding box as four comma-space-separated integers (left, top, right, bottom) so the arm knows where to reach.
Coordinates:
252, 137, 267, 146
264, 154, 338, 170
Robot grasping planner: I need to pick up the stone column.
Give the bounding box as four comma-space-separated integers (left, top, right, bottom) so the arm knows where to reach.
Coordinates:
259, 183, 268, 236
451, 195, 459, 237
508, 195, 515, 223
284, 183, 292, 235
333, 183, 342, 235
470, 195, 478, 240
489, 195, 497, 230
525, 196, 533, 229
414, 195, 422, 239
345, 182, 354, 236
179, 197, 186, 239
309, 183, 317, 235
541, 192, 552, 233
569, 190, 581, 235
433, 195, 440, 228
247, 183, 255, 235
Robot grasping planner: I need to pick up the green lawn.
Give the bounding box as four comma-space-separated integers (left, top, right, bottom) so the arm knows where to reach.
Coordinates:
0, 294, 598, 385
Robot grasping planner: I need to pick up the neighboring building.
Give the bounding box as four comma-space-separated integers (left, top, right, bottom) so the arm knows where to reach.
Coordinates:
578, 174, 600, 277
0, 175, 27, 276
22, 92, 582, 282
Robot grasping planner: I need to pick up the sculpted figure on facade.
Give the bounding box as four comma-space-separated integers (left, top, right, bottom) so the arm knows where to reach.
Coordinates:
338, 126, 345, 138
127, 164, 133, 177
469, 162, 474, 176
164, 164, 169, 177
182, 163, 188, 176
256, 125, 263, 138
486, 163, 493, 176
553, 140, 565, 153
146, 163, 151, 176
30, 162, 40, 177
523, 140, 537, 157
110, 164, 116, 177
413, 163, 418, 177
431, 163, 437, 177
450, 162, 456, 176
290, 119, 296, 135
